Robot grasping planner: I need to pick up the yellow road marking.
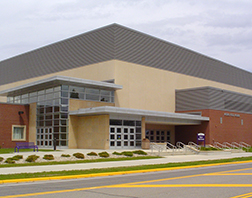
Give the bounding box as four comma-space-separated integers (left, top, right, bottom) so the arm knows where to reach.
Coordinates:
112, 184, 252, 188
1, 162, 252, 197
210, 173, 252, 176
231, 192, 252, 198
206, 167, 252, 176
0, 185, 110, 198
1, 160, 252, 184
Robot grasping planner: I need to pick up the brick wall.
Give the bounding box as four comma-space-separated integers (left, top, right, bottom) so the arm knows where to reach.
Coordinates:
0, 103, 29, 148
175, 109, 252, 146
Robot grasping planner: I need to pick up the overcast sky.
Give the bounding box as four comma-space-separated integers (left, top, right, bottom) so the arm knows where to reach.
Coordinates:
1, 0, 252, 72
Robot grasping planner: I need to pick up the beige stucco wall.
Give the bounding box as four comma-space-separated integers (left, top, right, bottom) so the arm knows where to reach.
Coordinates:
113, 60, 252, 112
0, 60, 116, 103
1, 59, 252, 113
28, 103, 37, 144
69, 115, 109, 149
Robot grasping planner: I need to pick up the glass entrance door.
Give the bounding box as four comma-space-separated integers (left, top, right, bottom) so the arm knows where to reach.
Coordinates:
36, 127, 53, 148
110, 126, 135, 149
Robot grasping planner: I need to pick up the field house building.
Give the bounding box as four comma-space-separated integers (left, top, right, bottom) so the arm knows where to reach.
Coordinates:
0, 24, 252, 149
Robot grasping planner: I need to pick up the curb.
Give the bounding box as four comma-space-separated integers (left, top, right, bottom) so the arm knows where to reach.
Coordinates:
1, 160, 252, 184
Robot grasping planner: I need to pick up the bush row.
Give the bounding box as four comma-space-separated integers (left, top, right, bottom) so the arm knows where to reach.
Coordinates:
1, 150, 147, 164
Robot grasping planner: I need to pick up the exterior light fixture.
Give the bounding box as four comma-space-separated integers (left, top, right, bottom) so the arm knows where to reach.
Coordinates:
18, 111, 24, 115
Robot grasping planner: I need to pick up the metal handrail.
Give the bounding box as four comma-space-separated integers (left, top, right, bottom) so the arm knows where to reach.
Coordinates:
223, 142, 233, 149
176, 141, 186, 149
188, 141, 200, 150
213, 142, 225, 149
166, 142, 176, 153
232, 142, 242, 149
240, 142, 251, 151
150, 142, 164, 155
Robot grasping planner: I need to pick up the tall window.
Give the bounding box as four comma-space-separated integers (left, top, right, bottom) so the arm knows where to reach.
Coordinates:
12, 125, 26, 141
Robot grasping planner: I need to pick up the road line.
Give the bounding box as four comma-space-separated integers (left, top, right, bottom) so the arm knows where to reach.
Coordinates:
1, 160, 252, 184
111, 184, 252, 188
230, 192, 252, 198
0, 185, 110, 198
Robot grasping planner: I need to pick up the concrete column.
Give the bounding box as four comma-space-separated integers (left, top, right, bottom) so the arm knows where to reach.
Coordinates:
141, 116, 146, 139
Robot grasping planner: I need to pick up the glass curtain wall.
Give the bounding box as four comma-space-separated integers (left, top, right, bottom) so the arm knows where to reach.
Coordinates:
7, 84, 115, 148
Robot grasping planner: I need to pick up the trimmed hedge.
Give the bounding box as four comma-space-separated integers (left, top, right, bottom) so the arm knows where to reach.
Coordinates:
61, 154, 71, 157
5, 158, 15, 164
112, 151, 122, 155
73, 153, 85, 159
121, 151, 133, 157
12, 155, 23, 161
132, 150, 147, 155
0, 157, 3, 162
98, 152, 109, 158
43, 154, 54, 160
87, 152, 98, 156
26, 155, 39, 163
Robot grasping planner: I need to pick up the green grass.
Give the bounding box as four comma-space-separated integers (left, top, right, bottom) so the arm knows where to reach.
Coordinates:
200, 147, 221, 151
0, 156, 252, 180
0, 156, 160, 168
0, 148, 59, 154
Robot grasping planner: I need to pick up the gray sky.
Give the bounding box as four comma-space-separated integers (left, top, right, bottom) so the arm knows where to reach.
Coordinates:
1, 0, 252, 72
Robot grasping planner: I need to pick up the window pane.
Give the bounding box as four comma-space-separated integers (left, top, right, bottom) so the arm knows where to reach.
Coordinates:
13, 127, 24, 140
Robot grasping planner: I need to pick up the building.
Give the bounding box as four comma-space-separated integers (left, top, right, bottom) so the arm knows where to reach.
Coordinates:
0, 24, 251, 149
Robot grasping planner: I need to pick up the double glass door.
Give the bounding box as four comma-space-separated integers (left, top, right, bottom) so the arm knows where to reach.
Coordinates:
110, 126, 135, 149
36, 127, 53, 148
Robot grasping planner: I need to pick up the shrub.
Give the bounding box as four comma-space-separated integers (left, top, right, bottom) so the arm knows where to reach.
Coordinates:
73, 153, 85, 159
98, 152, 109, 158
112, 151, 122, 155
87, 152, 98, 156
61, 154, 70, 157
121, 151, 133, 157
0, 157, 4, 162
43, 154, 54, 160
5, 158, 15, 164
12, 155, 23, 161
132, 150, 147, 155
26, 155, 39, 163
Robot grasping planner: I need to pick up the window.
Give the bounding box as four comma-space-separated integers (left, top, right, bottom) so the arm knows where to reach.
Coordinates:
12, 125, 26, 141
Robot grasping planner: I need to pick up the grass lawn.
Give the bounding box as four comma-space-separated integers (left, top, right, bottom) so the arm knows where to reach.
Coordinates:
0, 156, 252, 180
0, 148, 59, 154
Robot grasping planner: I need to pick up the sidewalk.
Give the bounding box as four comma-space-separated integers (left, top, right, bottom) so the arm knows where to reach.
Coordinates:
1, 149, 252, 175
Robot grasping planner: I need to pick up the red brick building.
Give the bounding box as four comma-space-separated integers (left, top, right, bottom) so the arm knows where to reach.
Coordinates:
0, 103, 29, 148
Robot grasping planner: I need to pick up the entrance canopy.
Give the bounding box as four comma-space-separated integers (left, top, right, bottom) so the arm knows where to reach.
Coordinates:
70, 106, 209, 125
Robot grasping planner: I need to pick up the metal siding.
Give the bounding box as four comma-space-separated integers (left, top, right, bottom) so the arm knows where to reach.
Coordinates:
176, 87, 252, 113
175, 88, 209, 111
1, 24, 252, 91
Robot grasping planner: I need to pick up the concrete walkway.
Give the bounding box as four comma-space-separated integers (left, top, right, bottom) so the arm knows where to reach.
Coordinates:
1, 149, 252, 175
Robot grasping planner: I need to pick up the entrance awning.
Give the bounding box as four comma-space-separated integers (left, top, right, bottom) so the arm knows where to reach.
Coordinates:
69, 106, 209, 125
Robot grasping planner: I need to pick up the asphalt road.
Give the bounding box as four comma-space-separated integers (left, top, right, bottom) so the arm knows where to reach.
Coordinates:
1, 162, 252, 198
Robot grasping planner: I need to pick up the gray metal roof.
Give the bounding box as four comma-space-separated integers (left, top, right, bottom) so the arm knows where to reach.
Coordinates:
1, 24, 252, 90
0, 75, 122, 96
69, 106, 209, 125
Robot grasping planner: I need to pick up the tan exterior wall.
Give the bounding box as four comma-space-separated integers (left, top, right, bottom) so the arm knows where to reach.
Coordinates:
0, 60, 116, 103
1, 59, 252, 114
69, 115, 109, 149
69, 99, 114, 111
68, 115, 79, 149
113, 60, 252, 112
28, 103, 37, 144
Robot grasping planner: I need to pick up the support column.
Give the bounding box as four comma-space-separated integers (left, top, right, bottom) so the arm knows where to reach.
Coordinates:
141, 116, 146, 139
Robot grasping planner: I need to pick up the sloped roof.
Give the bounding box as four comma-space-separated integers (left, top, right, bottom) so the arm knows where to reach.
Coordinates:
1, 23, 252, 90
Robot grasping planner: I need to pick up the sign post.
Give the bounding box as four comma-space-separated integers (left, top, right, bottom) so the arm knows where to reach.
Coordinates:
197, 133, 205, 147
